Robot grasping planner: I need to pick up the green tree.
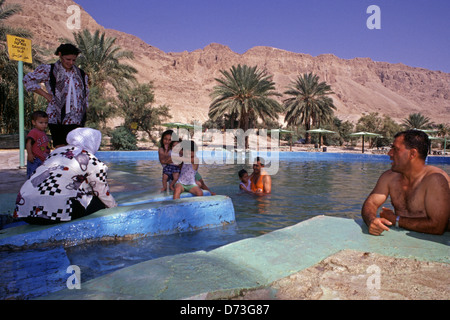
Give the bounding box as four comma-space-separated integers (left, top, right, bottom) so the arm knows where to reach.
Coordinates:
0, 0, 31, 41
209, 64, 281, 129
379, 115, 402, 147
209, 64, 282, 148
117, 82, 172, 144
355, 113, 401, 148
85, 86, 116, 130
0, 0, 39, 133
283, 73, 336, 143
355, 112, 383, 133
436, 123, 450, 138
70, 29, 137, 90
326, 117, 354, 146
110, 126, 137, 150
63, 29, 138, 134
402, 112, 433, 130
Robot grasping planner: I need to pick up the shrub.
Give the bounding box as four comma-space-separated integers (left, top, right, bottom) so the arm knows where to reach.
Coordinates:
110, 126, 138, 150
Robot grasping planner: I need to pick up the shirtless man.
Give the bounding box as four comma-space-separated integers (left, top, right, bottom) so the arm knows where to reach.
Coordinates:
362, 130, 450, 236
250, 157, 272, 194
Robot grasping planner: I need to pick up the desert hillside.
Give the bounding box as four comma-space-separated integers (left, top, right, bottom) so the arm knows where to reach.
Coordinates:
5, 0, 450, 125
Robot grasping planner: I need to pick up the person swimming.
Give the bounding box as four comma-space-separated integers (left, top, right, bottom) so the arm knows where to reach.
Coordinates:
250, 157, 272, 194
238, 169, 252, 192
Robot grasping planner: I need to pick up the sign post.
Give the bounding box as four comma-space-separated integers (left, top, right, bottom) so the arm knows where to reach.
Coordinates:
6, 35, 32, 168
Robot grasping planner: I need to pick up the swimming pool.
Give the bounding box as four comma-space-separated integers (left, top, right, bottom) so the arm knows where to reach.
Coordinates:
65, 151, 450, 282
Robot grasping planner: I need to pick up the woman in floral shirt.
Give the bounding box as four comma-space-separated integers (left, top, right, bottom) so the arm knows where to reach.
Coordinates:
23, 43, 89, 148
14, 128, 117, 224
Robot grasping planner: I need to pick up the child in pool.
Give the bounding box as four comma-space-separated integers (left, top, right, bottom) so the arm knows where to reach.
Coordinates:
172, 140, 203, 199
238, 169, 252, 192
195, 171, 216, 195
158, 130, 181, 191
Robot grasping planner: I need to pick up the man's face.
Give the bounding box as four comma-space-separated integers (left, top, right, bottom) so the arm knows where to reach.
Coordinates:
388, 135, 411, 173
253, 161, 262, 173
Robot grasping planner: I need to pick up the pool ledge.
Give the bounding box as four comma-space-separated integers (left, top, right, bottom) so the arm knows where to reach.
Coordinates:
0, 193, 235, 249
42, 215, 449, 300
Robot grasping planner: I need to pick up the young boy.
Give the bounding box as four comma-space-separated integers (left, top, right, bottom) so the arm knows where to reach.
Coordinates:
172, 140, 203, 199
26, 111, 50, 178
238, 169, 252, 192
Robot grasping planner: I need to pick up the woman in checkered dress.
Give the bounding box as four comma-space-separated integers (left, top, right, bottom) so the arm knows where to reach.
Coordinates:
14, 128, 117, 224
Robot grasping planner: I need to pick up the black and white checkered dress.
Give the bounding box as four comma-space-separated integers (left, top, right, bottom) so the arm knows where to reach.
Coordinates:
14, 146, 117, 222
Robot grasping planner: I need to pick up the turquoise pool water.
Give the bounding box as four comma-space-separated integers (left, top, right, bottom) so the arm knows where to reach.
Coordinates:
65, 152, 450, 282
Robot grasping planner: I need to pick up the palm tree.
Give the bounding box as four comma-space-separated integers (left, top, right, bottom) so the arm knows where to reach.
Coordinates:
0, 0, 40, 133
209, 64, 282, 149
0, 0, 33, 79
209, 64, 282, 147
436, 123, 450, 138
283, 73, 336, 143
436, 123, 450, 153
402, 112, 433, 130
0, 0, 31, 42
70, 29, 137, 91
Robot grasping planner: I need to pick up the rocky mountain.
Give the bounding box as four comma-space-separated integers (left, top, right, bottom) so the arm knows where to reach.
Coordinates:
5, 0, 450, 126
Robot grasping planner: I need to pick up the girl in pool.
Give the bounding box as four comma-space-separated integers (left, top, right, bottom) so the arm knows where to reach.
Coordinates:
158, 130, 181, 191
238, 169, 252, 192
172, 140, 203, 199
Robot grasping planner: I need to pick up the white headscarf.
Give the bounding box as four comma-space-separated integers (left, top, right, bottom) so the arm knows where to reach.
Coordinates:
66, 127, 102, 155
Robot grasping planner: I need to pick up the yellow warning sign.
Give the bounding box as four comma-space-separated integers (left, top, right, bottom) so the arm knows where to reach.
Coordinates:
6, 35, 32, 63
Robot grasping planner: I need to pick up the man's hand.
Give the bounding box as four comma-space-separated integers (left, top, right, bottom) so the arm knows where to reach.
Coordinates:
368, 215, 392, 236
380, 207, 397, 225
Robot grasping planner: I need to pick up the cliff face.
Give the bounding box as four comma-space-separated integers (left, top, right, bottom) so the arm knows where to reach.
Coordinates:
6, 0, 450, 125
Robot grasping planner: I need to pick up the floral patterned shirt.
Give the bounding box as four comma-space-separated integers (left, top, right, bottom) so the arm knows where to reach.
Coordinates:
23, 62, 89, 125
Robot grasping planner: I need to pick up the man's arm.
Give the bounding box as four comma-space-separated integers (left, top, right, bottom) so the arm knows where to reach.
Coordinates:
362, 171, 392, 235
263, 175, 272, 194
383, 173, 450, 235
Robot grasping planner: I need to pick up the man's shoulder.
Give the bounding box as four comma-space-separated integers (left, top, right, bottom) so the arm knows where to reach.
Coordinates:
424, 166, 450, 184
262, 172, 272, 180
376, 170, 402, 189
379, 169, 399, 180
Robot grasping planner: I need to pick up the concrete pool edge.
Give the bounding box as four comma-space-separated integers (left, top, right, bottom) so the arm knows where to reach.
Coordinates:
41, 215, 450, 300
0, 194, 235, 249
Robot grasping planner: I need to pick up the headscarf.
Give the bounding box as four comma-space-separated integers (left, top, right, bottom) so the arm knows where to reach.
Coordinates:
66, 127, 102, 156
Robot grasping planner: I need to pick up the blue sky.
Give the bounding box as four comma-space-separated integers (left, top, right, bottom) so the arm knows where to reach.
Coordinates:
74, 0, 450, 73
